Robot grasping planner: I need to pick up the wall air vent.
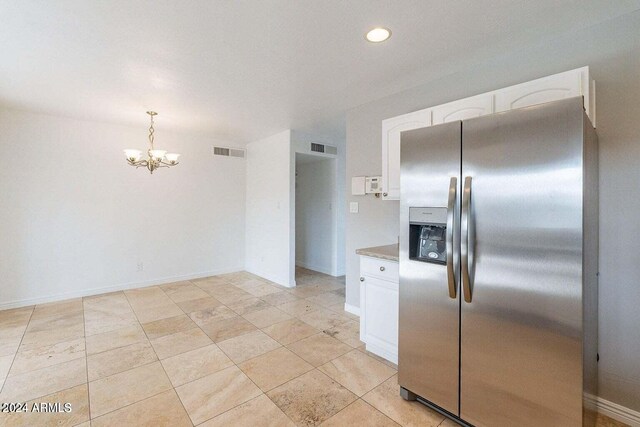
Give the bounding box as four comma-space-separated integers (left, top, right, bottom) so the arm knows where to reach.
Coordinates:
213, 146, 245, 158
310, 143, 337, 155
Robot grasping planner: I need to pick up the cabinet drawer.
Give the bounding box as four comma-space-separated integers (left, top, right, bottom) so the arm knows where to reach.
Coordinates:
360, 256, 398, 282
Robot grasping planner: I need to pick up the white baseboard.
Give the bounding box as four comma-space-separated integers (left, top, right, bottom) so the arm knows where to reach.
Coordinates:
295, 261, 335, 277
584, 393, 640, 426
344, 303, 360, 317
0, 266, 244, 311
244, 268, 295, 288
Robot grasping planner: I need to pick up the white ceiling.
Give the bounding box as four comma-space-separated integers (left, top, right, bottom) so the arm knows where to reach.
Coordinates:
1, 1, 639, 143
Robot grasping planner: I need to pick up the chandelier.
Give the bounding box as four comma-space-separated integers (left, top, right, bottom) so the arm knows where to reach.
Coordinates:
124, 111, 180, 174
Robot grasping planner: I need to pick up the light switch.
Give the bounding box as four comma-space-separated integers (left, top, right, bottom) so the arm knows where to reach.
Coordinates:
350, 202, 359, 213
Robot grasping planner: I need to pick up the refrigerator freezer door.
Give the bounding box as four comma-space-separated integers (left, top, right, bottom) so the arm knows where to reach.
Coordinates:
399, 121, 461, 415
460, 98, 585, 426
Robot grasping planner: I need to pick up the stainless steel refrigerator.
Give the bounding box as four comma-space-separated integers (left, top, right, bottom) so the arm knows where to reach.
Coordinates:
398, 97, 598, 427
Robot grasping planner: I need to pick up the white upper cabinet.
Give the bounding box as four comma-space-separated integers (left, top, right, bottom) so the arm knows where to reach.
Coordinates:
432, 93, 494, 125
381, 108, 431, 200
380, 67, 595, 201
495, 67, 594, 124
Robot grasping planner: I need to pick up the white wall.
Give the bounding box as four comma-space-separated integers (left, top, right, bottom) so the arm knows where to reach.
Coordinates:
295, 156, 337, 275
0, 109, 246, 309
345, 11, 640, 413
245, 130, 293, 287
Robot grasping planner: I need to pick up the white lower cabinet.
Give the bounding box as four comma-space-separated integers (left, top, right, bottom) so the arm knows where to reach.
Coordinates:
359, 256, 399, 364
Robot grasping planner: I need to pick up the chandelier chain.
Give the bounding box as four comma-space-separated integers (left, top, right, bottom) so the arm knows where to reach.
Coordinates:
148, 114, 155, 149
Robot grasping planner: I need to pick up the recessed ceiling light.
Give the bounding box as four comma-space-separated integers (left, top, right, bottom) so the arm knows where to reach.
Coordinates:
365, 27, 391, 43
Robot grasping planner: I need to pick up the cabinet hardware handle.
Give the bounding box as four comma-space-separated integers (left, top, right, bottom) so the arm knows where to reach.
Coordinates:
383, 192, 388, 197
360, 277, 365, 282
379, 266, 385, 271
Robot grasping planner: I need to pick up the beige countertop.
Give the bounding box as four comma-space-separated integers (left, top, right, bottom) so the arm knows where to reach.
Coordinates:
356, 244, 399, 262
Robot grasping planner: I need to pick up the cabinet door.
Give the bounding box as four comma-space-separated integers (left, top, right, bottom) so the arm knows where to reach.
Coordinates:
361, 275, 399, 363
382, 109, 431, 200
432, 93, 494, 124
495, 67, 591, 119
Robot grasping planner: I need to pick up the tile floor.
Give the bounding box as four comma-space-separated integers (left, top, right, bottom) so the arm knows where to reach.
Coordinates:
0, 268, 628, 426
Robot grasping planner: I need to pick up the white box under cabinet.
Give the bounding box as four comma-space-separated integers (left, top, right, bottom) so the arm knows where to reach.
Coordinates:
359, 256, 399, 365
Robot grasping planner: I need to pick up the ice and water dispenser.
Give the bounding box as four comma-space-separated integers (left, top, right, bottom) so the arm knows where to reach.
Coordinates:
409, 207, 448, 264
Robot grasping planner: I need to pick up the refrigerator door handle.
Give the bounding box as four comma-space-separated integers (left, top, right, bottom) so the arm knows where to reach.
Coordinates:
461, 176, 473, 303
446, 176, 457, 299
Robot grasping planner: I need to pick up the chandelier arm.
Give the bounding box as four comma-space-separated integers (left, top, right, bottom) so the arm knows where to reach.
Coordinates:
158, 160, 180, 166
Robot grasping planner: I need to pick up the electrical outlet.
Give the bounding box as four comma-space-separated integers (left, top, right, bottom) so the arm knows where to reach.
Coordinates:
137, 262, 144, 272
350, 202, 359, 213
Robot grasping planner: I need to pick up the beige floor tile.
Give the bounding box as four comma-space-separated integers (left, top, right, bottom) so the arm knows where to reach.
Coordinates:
199, 315, 257, 343
175, 365, 261, 425
319, 350, 396, 396
150, 327, 212, 359
327, 303, 359, 320
200, 394, 296, 427
0, 353, 13, 381
161, 344, 234, 387
239, 346, 313, 392
0, 306, 33, 326
288, 284, 327, 298
85, 324, 147, 355
320, 399, 400, 427
299, 309, 351, 331
31, 298, 84, 321
227, 297, 271, 315
83, 292, 132, 314
277, 299, 323, 316
0, 358, 86, 402
89, 361, 172, 418
324, 320, 362, 348
359, 348, 398, 370
133, 303, 184, 323
260, 291, 300, 306
141, 314, 197, 340
91, 390, 192, 427
125, 286, 171, 308
362, 375, 445, 427
217, 330, 281, 364
20, 312, 84, 351
233, 278, 267, 291
0, 337, 22, 357
262, 319, 319, 345
595, 413, 630, 427
205, 286, 254, 305
91, 389, 191, 427
87, 340, 157, 381
267, 369, 357, 426
246, 283, 283, 297
83, 309, 138, 337
287, 333, 351, 367
188, 305, 237, 326
176, 296, 222, 313
0, 323, 28, 343
242, 306, 292, 328
10, 337, 85, 375
306, 292, 345, 308
439, 418, 461, 427
162, 282, 210, 303
0, 384, 90, 427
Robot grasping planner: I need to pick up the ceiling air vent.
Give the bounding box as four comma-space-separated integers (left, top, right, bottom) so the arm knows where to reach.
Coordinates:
213, 146, 245, 158
310, 143, 337, 155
